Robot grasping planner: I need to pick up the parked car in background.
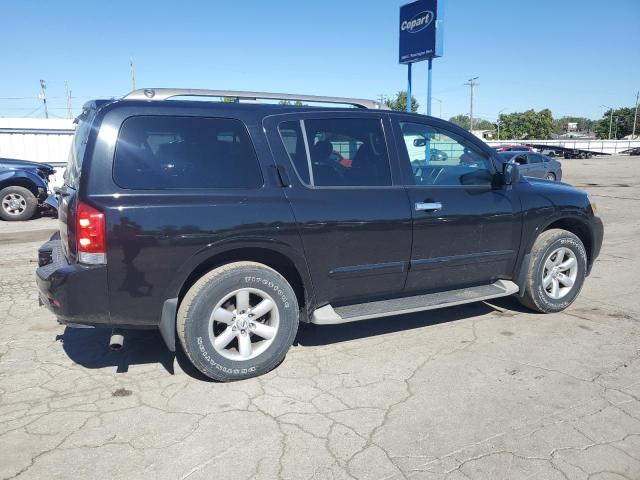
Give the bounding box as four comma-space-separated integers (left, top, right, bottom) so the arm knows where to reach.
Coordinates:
498, 151, 562, 181
36, 88, 602, 381
0, 157, 55, 221
620, 147, 640, 156
406, 135, 449, 162
492, 145, 534, 152
540, 148, 557, 157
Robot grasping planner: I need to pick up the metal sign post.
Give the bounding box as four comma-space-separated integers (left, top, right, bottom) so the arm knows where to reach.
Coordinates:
399, 0, 444, 115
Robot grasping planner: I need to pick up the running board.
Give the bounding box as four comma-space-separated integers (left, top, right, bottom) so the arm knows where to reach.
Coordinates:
311, 280, 518, 325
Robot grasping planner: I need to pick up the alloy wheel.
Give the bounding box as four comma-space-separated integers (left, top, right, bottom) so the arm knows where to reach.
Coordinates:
208, 287, 280, 361
542, 247, 578, 299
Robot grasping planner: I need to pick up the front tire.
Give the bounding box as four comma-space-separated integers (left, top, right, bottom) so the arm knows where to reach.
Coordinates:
0, 186, 37, 221
177, 261, 299, 381
518, 229, 587, 313
545, 172, 556, 181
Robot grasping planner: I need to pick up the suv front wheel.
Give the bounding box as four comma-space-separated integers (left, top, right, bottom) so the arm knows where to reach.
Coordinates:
518, 229, 587, 313
0, 186, 38, 221
177, 261, 299, 381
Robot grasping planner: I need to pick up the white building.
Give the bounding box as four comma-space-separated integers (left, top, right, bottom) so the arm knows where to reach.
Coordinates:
0, 118, 75, 166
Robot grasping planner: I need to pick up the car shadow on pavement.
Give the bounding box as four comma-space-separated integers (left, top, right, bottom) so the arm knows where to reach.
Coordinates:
58, 327, 176, 375
57, 297, 531, 381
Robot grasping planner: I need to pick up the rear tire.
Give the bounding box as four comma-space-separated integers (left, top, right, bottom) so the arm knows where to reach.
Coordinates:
518, 229, 587, 313
545, 172, 556, 181
177, 261, 299, 381
0, 186, 37, 221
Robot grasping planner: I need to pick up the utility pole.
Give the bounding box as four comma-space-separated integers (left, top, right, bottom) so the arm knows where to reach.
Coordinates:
65, 81, 72, 119
465, 76, 479, 130
433, 97, 443, 118
602, 104, 614, 140
497, 108, 506, 140
609, 110, 614, 140
130, 57, 136, 91
39, 79, 49, 119
377, 94, 386, 107
633, 91, 639, 139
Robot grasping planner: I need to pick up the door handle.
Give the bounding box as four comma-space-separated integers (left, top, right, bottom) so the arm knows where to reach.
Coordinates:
415, 202, 442, 212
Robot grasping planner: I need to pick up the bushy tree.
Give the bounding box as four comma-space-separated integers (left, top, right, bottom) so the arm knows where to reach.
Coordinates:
497, 109, 554, 139
278, 100, 304, 106
384, 91, 419, 112
552, 116, 595, 134
596, 107, 636, 139
449, 114, 494, 131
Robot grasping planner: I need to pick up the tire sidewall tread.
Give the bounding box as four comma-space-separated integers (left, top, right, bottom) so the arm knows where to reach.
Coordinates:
520, 229, 587, 313
0, 186, 37, 221
177, 261, 299, 381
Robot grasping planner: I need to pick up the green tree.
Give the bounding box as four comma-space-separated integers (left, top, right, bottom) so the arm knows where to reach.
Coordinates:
497, 109, 554, 139
552, 116, 595, 135
449, 114, 471, 130
278, 100, 304, 106
448, 115, 494, 132
384, 91, 419, 112
595, 107, 636, 139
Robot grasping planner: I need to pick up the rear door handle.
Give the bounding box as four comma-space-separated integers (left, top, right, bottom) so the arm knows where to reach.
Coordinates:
415, 202, 442, 212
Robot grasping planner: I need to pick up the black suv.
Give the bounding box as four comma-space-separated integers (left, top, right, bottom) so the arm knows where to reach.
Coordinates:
36, 89, 603, 381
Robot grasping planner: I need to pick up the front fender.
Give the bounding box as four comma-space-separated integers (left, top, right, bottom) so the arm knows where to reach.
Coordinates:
0, 169, 48, 198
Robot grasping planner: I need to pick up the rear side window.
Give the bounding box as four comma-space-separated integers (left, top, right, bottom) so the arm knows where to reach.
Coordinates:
278, 117, 391, 187
113, 116, 263, 189
64, 109, 95, 188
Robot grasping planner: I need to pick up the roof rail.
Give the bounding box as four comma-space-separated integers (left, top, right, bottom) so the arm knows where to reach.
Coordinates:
123, 88, 384, 110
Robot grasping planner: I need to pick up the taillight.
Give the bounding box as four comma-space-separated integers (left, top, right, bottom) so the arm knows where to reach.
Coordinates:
76, 201, 106, 264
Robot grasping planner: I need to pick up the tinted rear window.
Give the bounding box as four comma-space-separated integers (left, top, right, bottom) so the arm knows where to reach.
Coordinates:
278, 117, 392, 187
113, 116, 262, 189
64, 109, 95, 188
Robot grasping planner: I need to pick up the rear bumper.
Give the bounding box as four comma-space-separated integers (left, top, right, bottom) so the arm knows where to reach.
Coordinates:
36, 238, 111, 326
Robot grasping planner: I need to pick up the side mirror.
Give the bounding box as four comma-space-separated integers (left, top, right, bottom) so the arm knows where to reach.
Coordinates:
503, 162, 520, 185
413, 138, 426, 147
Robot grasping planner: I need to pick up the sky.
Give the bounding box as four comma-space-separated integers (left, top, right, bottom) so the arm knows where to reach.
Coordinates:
1, 0, 639, 121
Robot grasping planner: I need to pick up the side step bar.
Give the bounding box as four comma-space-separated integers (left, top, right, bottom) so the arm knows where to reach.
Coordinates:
311, 280, 518, 325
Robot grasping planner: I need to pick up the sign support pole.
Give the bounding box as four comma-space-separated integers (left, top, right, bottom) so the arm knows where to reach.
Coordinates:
426, 58, 433, 116
407, 63, 412, 113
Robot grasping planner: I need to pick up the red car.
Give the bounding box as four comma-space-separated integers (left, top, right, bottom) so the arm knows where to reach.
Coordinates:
492, 145, 534, 152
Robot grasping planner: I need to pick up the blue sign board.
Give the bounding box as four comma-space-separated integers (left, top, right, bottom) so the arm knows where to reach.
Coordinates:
399, 0, 443, 64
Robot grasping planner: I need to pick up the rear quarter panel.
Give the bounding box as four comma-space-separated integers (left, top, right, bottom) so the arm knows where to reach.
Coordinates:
83, 103, 309, 327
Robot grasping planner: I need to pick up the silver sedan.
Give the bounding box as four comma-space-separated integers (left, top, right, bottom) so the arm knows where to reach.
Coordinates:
498, 151, 563, 181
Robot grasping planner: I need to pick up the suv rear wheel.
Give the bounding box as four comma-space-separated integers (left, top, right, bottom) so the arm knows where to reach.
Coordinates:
177, 261, 299, 381
0, 186, 38, 221
518, 229, 587, 313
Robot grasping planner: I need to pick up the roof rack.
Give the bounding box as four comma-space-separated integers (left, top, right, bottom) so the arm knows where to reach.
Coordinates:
123, 88, 384, 110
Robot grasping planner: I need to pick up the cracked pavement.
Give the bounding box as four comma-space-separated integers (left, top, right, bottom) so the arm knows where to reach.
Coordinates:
1, 156, 639, 480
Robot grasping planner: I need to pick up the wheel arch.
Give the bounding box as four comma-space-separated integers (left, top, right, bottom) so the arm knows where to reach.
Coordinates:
515, 213, 595, 296
171, 242, 314, 320
0, 174, 41, 198
541, 217, 593, 267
